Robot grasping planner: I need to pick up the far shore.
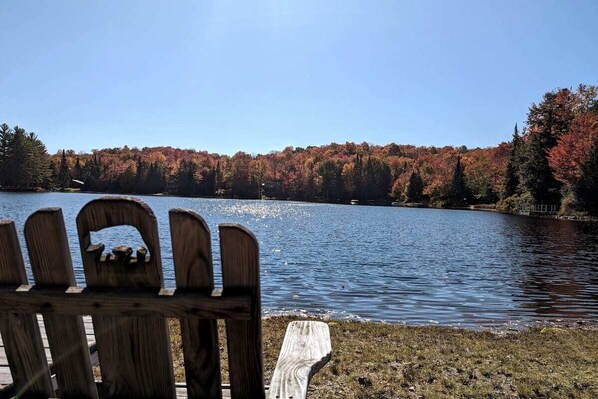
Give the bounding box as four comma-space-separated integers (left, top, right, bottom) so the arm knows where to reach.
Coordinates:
2, 188, 597, 222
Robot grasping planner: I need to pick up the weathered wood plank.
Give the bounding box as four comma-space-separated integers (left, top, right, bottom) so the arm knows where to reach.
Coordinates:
170, 209, 222, 399
25, 208, 98, 399
0, 286, 251, 319
77, 197, 176, 398
0, 220, 54, 398
220, 224, 265, 399
267, 321, 332, 399
0, 317, 96, 391
94, 383, 268, 399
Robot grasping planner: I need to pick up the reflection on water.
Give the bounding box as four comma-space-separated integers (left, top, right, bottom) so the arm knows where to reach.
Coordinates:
511, 217, 598, 320
1, 192, 597, 328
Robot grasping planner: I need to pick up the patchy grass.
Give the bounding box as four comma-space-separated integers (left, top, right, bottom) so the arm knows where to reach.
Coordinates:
167, 317, 597, 399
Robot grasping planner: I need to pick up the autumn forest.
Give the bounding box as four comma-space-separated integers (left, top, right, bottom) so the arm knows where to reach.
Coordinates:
1, 85, 597, 215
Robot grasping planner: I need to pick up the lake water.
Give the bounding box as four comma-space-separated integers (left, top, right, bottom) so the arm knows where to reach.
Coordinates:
1, 192, 597, 328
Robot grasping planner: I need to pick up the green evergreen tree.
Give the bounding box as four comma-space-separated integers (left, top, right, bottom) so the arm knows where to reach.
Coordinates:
28, 133, 50, 188
520, 132, 560, 204
74, 157, 83, 181
57, 150, 70, 190
406, 170, 424, 203
214, 160, 221, 195
0, 124, 12, 187
7, 127, 33, 188
360, 156, 391, 201
145, 162, 166, 194
352, 154, 363, 200
134, 158, 151, 193
317, 159, 344, 201
503, 124, 522, 198
176, 159, 203, 196
83, 154, 103, 191
450, 156, 468, 206
517, 89, 573, 204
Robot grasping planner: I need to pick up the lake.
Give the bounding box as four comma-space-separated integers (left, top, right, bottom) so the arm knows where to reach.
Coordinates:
1, 192, 597, 328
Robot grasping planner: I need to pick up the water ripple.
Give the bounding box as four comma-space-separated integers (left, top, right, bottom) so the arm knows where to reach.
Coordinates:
1, 192, 597, 328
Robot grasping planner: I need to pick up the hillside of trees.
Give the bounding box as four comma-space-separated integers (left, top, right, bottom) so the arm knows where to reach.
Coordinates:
500, 84, 598, 215
1, 84, 597, 215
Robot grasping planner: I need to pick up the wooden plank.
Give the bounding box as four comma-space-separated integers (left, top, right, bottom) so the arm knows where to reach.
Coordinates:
220, 224, 265, 399
267, 321, 332, 399
0, 286, 251, 319
25, 208, 98, 399
174, 384, 268, 399
95, 383, 268, 399
0, 220, 54, 398
0, 316, 96, 392
77, 197, 176, 398
170, 209, 222, 399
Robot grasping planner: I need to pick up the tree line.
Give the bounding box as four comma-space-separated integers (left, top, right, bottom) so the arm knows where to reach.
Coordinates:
0, 124, 51, 189
1, 83, 596, 215
500, 84, 598, 215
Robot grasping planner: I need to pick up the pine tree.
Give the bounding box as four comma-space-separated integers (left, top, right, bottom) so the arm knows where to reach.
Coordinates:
450, 156, 468, 206
214, 160, 221, 195
317, 159, 344, 201
58, 150, 70, 190
7, 127, 33, 188
83, 154, 102, 191
517, 89, 573, 204
0, 124, 12, 187
145, 162, 165, 194
575, 134, 598, 215
352, 154, 363, 200
74, 157, 83, 181
520, 132, 560, 203
503, 124, 522, 198
134, 158, 148, 193
406, 171, 424, 203
176, 160, 192, 196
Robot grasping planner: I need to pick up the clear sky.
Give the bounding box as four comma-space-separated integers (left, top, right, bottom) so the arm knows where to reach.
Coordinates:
1, 1, 597, 155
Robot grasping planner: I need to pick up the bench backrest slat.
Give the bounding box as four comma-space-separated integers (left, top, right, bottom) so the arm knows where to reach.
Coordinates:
24, 208, 98, 399
0, 197, 265, 399
170, 209, 222, 399
77, 197, 176, 398
0, 221, 54, 398
220, 225, 265, 399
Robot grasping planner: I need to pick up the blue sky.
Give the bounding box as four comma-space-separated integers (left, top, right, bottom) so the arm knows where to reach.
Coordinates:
1, 0, 597, 155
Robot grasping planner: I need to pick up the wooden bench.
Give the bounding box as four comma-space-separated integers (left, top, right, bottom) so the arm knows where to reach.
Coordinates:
0, 197, 331, 398
0, 315, 98, 397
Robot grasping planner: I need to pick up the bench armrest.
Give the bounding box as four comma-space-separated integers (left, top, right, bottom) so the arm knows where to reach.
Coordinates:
268, 321, 332, 399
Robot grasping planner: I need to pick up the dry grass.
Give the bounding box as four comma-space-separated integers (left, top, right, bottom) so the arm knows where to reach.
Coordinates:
167, 317, 597, 399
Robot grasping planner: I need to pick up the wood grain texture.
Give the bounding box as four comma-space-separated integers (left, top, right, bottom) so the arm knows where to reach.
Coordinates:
96, 383, 268, 399
170, 209, 222, 399
267, 321, 332, 399
0, 220, 54, 398
24, 208, 98, 399
220, 224, 265, 399
76, 197, 176, 399
0, 286, 251, 319
0, 316, 96, 392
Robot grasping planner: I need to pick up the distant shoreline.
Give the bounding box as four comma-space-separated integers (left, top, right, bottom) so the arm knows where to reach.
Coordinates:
2, 188, 597, 222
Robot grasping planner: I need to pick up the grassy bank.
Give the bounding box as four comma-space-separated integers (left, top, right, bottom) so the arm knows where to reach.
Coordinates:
166, 317, 597, 399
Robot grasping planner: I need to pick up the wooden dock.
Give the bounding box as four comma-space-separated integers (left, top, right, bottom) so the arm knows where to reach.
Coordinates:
0, 315, 96, 396
517, 204, 558, 216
